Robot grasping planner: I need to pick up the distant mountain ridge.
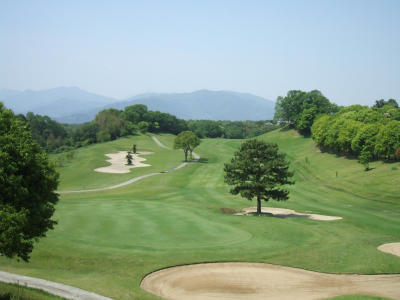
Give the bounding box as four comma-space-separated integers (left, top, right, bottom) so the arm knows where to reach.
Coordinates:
0, 87, 116, 118
0, 87, 275, 123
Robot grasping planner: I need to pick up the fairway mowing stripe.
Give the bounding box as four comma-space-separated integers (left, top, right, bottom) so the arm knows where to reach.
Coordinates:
0, 271, 112, 300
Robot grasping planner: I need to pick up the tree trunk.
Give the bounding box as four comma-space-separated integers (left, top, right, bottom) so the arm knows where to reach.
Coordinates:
257, 195, 261, 215
184, 150, 188, 162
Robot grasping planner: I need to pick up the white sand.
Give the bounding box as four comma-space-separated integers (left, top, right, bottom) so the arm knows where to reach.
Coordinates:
94, 151, 153, 174
235, 207, 342, 221
141, 262, 400, 300
378, 242, 400, 257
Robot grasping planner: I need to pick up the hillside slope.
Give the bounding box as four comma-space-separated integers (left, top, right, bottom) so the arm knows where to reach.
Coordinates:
0, 131, 398, 299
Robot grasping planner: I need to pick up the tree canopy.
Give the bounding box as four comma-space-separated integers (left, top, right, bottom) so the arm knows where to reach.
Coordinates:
312, 104, 400, 161
274, 90, 339, 134
224, 139, 294, 215
0, 103, 59, 261
173, 131, 200, 161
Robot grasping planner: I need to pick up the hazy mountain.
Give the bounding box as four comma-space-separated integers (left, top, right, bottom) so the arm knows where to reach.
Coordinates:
105, 90, 275, 121
0, 87, 116, 118
0, 88, 275, 123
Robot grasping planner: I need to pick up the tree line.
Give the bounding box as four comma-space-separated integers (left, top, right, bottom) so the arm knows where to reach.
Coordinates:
312, 102, 400, 164
187, 120, 279, 139
14, 104, 279, 153
274, 90, 400, 167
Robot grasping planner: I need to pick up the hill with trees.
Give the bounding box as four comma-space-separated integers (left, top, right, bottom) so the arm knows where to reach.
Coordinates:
273, 90, 400, 165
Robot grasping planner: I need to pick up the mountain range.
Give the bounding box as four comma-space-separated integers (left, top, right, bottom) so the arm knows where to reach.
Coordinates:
0, 87, 275, 123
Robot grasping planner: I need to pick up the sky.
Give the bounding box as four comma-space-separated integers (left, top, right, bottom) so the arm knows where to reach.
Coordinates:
0, 0, 399, 105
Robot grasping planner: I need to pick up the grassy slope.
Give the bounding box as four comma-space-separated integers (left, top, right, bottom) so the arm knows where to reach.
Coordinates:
54, 133, 181, 190
0, 130, 399, 299
0, 282, 63, 300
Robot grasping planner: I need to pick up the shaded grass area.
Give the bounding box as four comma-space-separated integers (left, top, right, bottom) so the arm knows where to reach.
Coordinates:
0, 130, 399, 299
0, 282, 63, 300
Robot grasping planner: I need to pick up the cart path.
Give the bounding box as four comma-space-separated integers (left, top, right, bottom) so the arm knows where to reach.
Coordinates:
57, 136, 198, 194
1, 135, 200, 299
0, 270, 112, 300
151, 135, 171, 149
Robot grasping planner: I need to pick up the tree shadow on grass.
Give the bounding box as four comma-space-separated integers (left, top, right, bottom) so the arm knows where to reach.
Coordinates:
197, 157, 208, 163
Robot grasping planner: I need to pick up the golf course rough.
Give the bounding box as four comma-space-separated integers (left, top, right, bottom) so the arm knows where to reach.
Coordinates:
0, 270, 112, 300
0, 131, 399, 299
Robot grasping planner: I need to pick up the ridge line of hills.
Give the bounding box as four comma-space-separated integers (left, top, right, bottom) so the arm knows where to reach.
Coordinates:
0, 87, 275, 124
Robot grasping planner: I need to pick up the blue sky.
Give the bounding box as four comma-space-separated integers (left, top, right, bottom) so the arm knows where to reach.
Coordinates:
0, 0, 399, 105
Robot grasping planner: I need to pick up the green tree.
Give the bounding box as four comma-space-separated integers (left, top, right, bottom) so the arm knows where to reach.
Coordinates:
359, 147, 373, 171
95, 109, 121, 141
0, 103, 59, 261
173, 131, 200, 161
126, 151, 133, 165
224, 139, 294, 215
274, 89, 338, 134
138, 121, 149, 134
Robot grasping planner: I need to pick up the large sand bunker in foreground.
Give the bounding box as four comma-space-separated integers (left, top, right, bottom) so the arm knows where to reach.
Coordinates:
378, 242, 400, 257
95, 151, 153, 174
141, 263, 400, 300
235, 207, 342, 221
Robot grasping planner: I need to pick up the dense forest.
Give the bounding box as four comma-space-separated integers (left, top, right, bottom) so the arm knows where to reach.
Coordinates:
9, 103, 277, 153
274, 90, 400, 166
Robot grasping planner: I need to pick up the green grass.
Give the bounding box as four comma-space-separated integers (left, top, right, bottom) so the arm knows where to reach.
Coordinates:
0, 130, 399, 299
52, 133, 182, 190
0, 282, 63, 300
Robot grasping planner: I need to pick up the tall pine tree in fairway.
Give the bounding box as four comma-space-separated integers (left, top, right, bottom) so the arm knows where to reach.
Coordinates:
224, 139, 294, 215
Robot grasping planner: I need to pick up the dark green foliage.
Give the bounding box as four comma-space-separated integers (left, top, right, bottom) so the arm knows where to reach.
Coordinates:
126, 151, 133, 165
373, 98, 399, 108
224, 139, 294, 214
138, 121, 149, 134
274, 90, 338, 134
173, 131, 200, 161
188, 120, 279, 139
312, 104, 400, 162
359, 147, 373, 171
0, 103, 59, 261
23, 104, 187, 153
25, 112, 69, 152
95, 109, 121, 141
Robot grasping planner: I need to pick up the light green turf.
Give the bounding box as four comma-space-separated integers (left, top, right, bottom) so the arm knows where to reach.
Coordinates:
53, 134, 182, 190
0, 130, 399, 299
0, 282, 63, 300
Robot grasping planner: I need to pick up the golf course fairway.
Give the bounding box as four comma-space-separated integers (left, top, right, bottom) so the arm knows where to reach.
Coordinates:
0, 131, 399, 299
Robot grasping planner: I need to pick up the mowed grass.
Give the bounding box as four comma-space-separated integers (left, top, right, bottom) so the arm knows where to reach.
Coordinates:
0, 282, 63, 300
0, 130, 399, 299
53, 133, 181, 190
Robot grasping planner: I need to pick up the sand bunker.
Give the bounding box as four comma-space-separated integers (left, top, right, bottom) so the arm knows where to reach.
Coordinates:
141, 262, 400, 300
94, 151, 153, 174
235, 207, 342, 221
378, 242, 400, 257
